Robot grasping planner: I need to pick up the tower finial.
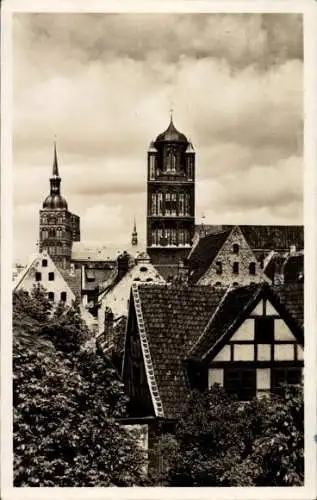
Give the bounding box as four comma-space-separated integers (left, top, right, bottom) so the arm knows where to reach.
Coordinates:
53, 138, 59, 177
170, 106, 173, 123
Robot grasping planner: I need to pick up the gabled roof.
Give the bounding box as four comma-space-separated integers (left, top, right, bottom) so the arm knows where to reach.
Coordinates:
13, 251, 75, 302
130, 284, 227, 419
60, 268, 82, 300
189, 282, 304, 362
188, 228, 233, 283
194, 225, 304, 252
126, 282, 304, 419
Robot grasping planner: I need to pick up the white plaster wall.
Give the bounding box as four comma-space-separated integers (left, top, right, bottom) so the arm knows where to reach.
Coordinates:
98, 262, 165, 333
14, 254, 75, 306
231, 319, 254, 341
208, 368, 224, 388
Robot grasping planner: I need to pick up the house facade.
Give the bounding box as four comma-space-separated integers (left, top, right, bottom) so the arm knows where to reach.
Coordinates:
122, 282, 303, 421
188, 226, 269, 287
13, 251, 76, 306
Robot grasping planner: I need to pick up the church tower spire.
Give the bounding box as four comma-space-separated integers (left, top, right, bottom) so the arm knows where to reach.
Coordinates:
49, 141, 63, 199
131, 217, 138, 246
39, 141, 81, 270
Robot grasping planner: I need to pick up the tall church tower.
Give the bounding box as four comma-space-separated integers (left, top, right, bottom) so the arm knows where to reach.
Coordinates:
39, 143, 80, 270
146, 116, 195, 272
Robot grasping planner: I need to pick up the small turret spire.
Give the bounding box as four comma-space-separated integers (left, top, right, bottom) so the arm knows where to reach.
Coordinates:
131, 217, 138, 246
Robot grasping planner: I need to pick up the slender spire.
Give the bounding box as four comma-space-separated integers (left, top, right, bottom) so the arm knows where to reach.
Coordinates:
52, 139, 59, 177
50, 139, 61, 196
131, 217, 138, 246
169, 107, 174, 123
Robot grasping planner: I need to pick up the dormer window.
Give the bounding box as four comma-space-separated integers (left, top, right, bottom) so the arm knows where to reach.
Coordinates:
233, 244, 239, 254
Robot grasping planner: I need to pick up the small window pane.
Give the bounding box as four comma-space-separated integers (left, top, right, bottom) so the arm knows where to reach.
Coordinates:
233, 244, 239, 254
42, 259, 48, 267
233, 262, 239, 274
254, 317, 274, 343
61, 292, 67, 302
249, 262, 256, 275
48, 292, 54, 301
48, 272, 55, 281
35, 272, 41, 281
216, 261, 222, 275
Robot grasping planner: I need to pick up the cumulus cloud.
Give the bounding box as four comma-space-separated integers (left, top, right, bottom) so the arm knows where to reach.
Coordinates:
12, 13, 303, 262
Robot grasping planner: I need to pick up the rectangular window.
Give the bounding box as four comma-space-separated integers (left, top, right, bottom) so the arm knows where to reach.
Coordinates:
165, 193, 171, 216
151, 194, 157, 215
249, 262, 256, 275
48, 292, 54, 301
216, 261, 222, 275
35, 272, 42, 282
271, 367, 302, 396
179, 193, 185, 216
48, 272, 55, 281
254, 317, 274, 343
185, 194, 190, 215
42, 259, 48, 267
233, 262, 239, 274
61, 291, 67, 302
171, 193, 177, 216
233, 244, 239, 254
171, 228, 177, 246
158, 193, 163, 215
149, 155, 156, 180
224, 368, 256, 401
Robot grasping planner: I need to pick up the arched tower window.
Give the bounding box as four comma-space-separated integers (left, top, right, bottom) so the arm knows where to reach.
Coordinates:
149, 155, 156, 180
151, 193, 157, 215
179, 193, 185, 216
166, 149, 176, 172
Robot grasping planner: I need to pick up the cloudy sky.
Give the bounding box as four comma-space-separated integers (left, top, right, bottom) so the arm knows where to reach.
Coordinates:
13, 13, 303, 263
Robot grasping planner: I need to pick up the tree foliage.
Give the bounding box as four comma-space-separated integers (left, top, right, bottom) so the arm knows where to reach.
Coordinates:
154, 384, 303, 487
13, 286, 147, 486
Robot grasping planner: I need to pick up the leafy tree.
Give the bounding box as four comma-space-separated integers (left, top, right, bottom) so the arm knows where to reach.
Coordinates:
154, 384, 303, 487
13, 288, 147, 486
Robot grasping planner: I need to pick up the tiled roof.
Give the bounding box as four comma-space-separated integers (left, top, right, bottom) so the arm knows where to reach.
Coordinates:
187, 228, 233, 283
239, 225, 304, 252
60, 268, 82, 300
284, 253, 304, 284
190, 284, 262, 360
132, 282, 304, 418
190, 282, 304, 361
83, 268, 116, 291
273, 282, 304, 330
195, 225, 304, 252
134, 284, 227, 419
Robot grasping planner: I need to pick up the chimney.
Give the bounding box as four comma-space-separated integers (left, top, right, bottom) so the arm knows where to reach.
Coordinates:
104, 306, 114, 345
117, 251, 130, 281
272, 256, 285, 285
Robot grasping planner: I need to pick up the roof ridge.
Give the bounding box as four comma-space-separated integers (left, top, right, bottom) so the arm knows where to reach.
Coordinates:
131, 283, 165, 418
201, 284, 264, 361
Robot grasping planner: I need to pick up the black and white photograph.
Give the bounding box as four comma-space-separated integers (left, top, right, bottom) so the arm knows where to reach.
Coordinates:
2, 1, 317, 496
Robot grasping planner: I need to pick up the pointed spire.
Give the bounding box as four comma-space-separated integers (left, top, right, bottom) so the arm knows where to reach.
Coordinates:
131, 217, 138, 246
169, 106, 174, 123
52, 139, 59, 177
